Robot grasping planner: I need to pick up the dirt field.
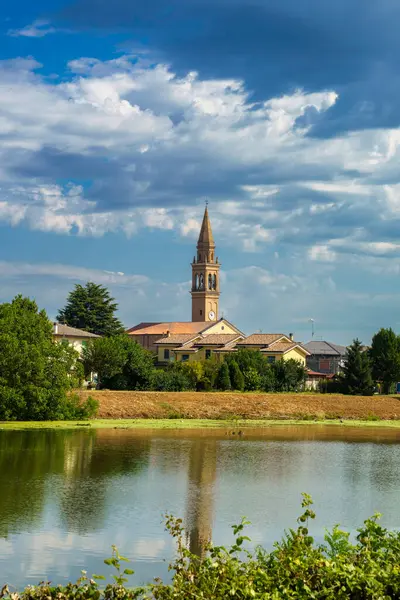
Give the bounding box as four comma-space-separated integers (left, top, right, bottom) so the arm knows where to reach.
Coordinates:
78, 390, 400, 420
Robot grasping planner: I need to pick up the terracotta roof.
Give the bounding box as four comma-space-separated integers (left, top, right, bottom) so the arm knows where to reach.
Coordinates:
237, 334, 287, 346
155, 333, 201, 345
307, 370, 328, 377
197, 206, 215, 247
262, 341, 310, 355
127, 321, 208, 336
126, 322, 161, 333
53, 323, 100, 338
194, 334, 241, 346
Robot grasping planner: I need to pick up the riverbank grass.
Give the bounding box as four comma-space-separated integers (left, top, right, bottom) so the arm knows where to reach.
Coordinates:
3, 417, 400, 429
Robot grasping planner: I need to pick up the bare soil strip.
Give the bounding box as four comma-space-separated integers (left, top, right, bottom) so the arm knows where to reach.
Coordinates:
78, 390, 400, 420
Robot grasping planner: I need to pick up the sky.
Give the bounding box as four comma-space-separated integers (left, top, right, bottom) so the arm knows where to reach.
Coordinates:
2, 1, 400, 343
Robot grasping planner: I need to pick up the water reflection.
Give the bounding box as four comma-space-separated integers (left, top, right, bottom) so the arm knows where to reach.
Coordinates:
1, 425, 400, 588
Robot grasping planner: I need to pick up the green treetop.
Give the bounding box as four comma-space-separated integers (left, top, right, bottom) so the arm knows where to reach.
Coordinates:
57, 282, 124, 336
0, 295, 95, 420
369, 328, 400, 394
342, 338, 374, 396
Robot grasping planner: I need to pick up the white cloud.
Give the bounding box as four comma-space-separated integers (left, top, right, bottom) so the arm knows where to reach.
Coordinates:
8, 20, 57, 38
0, 50, 400, 265
308, 245, 337, 262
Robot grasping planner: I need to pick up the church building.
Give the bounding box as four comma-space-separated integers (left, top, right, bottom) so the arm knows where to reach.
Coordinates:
127, 206, 309, 365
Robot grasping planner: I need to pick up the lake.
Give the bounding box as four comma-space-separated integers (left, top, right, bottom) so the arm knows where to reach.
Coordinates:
1, 425, 400, 589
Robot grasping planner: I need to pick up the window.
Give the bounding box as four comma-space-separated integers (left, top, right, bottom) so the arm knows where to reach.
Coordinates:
164, 349, 170, 360
267, 356, 276, 364
205, 349, 211, 359
319, 359, 331, 372
200, 309, 203, 316
182, 354, 189, 362
221, 326, 224, 330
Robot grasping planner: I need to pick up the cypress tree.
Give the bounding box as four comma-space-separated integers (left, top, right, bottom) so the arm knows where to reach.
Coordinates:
229, 360, 245, 391
342, 338, 374, 396
216, 362, 231, 391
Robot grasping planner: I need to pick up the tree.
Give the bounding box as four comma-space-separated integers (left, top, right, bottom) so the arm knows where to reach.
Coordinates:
342, 339, 374, 396
369, 328, 400, 394
272, 359, 307, 392
0, 295, 97, 420
229, 361, 245, 391
57, 282, 124, 336
215, 362, 231, 391
82, 335, 154, 390
243, 367, 261, 391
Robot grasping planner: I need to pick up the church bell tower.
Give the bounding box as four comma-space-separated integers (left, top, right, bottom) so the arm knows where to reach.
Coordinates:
191, 205, 220, 322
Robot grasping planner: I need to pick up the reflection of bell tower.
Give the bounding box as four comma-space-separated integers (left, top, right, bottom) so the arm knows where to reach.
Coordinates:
185, 439, 217, 557
191, 205, 221, 322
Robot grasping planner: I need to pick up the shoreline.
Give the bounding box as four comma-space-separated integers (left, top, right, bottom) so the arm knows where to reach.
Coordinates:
3, 417, 400, 430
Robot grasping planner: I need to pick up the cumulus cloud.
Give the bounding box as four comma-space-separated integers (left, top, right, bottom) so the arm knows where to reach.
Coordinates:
1, 50, 400, 264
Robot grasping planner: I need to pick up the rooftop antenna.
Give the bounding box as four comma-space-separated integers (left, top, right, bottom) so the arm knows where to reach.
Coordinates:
309, 318, 315, 339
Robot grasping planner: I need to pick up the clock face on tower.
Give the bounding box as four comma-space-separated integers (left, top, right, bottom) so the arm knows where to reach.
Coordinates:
208, 311, 216, 320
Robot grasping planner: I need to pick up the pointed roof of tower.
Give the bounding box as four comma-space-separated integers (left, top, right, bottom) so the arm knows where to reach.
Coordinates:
197, 206, 215, 246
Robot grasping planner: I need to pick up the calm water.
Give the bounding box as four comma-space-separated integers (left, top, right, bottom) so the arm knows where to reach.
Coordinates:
1, 425, 400, 588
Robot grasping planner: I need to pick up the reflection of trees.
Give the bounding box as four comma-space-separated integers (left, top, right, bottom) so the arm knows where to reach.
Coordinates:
0, 431, 67, 538
185, 439, 217, 557
0, 430, 150, 538
59, 431, 151, 534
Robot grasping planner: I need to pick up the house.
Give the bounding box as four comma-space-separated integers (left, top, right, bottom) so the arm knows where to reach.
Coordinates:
154, 319, 244, 363
53, 323, 100, 356
305, 369, 334, 390
235, 333, 310, 366
127, 321, 209, 353
304, 340, 347, 375
155, 330, 310, 365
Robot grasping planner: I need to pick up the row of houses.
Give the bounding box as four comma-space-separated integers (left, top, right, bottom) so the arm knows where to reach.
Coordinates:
52, 320, 347, 384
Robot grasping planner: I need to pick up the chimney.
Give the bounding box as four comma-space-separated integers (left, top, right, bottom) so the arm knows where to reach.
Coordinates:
289, 333, 294, 341
166, 330, 170, 338
54, 322, 58, 335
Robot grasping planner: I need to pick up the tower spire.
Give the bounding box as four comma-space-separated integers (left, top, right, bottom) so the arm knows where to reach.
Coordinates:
191, 205, 220, 322
197, 205, 215, 247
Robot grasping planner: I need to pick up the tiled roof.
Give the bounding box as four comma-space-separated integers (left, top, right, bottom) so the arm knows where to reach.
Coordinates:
194, 334, 241, 346
262, 341, 310, 355
304, 341, 347, 356
126, 322, 162, 333
237, 333, 286, 346
127, 321, 208, 336
53, 323, 100, 338
155, 333, 201, 345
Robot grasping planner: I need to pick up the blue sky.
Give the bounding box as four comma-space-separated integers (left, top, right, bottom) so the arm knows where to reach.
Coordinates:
1, 0, 400, 343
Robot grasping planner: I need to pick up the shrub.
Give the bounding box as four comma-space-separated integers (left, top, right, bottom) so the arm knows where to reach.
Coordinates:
243, 367, 261, 391
229, 361, 244, 391
151, 370, 192, 392
215, 362, 231, 391
7, 495, 400, 599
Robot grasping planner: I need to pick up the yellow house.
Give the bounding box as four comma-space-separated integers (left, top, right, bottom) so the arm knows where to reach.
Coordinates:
53, 323, 100, 356
154, 319, 244, 363
235, 334, 310, 365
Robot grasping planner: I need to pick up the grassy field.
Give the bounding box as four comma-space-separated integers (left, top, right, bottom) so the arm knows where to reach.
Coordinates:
78, 389, 400, 421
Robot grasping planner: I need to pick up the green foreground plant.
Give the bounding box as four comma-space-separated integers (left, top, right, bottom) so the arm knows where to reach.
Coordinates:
4, 494, 400, 599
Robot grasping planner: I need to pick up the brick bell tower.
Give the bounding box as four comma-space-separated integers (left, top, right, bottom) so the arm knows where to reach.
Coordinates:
191, 204, 220, 322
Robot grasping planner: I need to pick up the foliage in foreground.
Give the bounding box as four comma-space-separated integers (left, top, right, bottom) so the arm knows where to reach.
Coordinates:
5, 495, 400, 599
